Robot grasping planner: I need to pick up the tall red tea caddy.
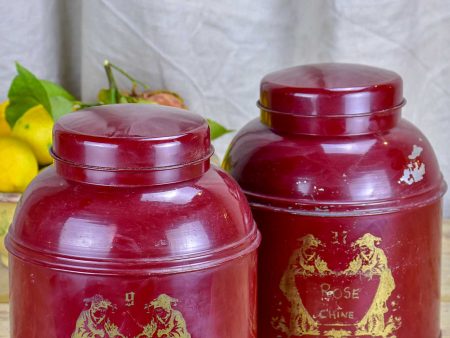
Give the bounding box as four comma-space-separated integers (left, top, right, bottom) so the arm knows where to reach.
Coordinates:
6, 104, 260, 337
223, 63, 446, 338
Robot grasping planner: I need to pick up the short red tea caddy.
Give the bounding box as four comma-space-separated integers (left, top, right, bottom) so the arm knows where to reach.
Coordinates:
7, 104, 260, 337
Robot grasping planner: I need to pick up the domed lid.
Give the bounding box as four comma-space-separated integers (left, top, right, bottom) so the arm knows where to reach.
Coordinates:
52, 104, 213, 185
258, 63, 405, 135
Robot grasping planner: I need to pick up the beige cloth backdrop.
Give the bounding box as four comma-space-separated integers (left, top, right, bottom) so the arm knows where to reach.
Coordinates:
1, 0, 449, 215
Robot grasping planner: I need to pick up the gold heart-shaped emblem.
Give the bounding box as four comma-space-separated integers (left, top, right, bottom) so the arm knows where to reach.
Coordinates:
272, 233, 402, 338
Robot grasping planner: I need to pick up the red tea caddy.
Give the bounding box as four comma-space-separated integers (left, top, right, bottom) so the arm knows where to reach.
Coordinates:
6, 104, 260, 337
224, 63, 446, 338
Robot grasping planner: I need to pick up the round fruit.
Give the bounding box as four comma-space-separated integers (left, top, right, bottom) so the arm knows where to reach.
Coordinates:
0, 136, 38, 192
0, 100, 11, 136
0, 195, 19, 267
12, 105, 53, 165
140, 91, 186, 108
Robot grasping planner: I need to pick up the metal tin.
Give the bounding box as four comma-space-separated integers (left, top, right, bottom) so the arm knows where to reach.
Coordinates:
223, 63, 446, 338
6, 104, 260, 337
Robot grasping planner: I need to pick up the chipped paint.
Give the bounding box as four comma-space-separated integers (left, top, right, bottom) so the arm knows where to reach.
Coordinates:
408, 145, 423, 160
399, 145, 426, 185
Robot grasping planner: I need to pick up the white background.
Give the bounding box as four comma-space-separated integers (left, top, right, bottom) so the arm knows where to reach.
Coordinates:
1, 0, 449, 215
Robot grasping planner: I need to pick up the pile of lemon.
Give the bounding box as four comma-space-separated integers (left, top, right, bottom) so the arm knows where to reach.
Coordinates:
0, 101, 53, 193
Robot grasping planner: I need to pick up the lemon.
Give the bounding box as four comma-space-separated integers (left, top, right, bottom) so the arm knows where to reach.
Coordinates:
0, 197, 19, 267
12, 105, 53, 165
0, 136, 38, 192
0, 101, 11, 136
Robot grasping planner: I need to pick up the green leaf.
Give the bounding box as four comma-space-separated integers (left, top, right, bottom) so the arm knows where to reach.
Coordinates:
6, 63, 52, 127
125, 96, 139, 103
136, 99, 156, 104
119, 96, 129, 104
98, 88, 113, 104
207, 119, 233, 140
49, 96, 74, 121
97, 87, 125, 105
40, 80, 75, 101
5, 63, 77, 127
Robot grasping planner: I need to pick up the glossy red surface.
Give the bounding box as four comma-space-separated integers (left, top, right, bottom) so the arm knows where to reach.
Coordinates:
7, 105, 260, 337
224, 63, 446, 338
54, 104, 212, 169
53, 104, 213, 186
259, 63, 405, 136
260, 63, 403, 116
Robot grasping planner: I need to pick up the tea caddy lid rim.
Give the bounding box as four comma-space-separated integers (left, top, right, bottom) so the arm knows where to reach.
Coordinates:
52, 104, 212, 172
257, 98, 406, 118
260, 62, 404, 116
50, 146, 215, 172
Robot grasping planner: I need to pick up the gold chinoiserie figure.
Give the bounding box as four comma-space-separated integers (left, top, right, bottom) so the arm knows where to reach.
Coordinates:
71, 294, 125, 338
136, 294, 191, 338
273, 234, 330, 336
345, 234, 401, 337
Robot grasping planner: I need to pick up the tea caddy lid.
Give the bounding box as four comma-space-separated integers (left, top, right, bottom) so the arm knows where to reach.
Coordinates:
52, 104, 213, 185
258, 63, 405, 135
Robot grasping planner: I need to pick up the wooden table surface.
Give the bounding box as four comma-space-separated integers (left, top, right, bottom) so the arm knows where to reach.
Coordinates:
0, 221, 449, 337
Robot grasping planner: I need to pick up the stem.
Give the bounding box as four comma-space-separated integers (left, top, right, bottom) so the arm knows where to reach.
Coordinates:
109, 62, 149, 90
74, 101, 102, 109
104, 60, 121, 103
